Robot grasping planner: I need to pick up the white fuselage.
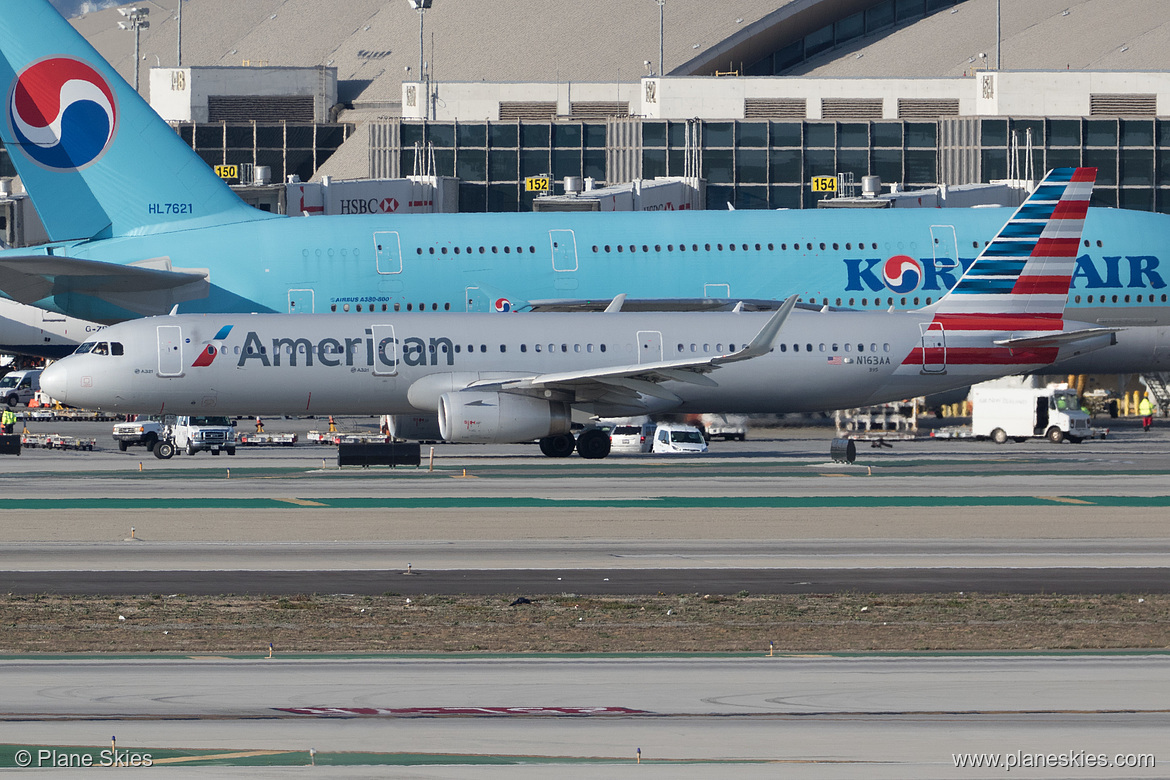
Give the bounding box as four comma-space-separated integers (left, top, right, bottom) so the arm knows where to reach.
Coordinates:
42, 310, 1092, 420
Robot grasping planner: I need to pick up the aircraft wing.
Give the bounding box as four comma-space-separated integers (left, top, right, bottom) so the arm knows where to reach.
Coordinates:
470, 296, 796, 403
994, 327, 1120, 349
0, 255, 209, 320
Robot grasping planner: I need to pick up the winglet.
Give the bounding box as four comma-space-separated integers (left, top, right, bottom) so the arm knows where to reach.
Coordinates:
168, 305, 179, 316
604, 294, 626, 313
718, 294, 797, 363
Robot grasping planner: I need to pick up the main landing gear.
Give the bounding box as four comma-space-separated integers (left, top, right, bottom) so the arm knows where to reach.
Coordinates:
574, 429, 611, 460
538, 430, 612, 459
539, 434, 576, 458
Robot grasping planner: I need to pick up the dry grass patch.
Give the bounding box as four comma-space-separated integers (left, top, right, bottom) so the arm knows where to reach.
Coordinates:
1, 592, 1166, 654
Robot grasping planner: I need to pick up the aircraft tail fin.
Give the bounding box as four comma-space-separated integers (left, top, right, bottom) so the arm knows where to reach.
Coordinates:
0, 0, 276, 242
933, 167, 1096, 320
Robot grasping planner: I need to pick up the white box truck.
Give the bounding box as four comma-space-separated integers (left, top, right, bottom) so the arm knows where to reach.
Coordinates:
971, 384, 1094, 444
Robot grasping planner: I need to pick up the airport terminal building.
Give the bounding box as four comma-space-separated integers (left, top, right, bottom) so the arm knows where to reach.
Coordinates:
4, 0, 1170, 221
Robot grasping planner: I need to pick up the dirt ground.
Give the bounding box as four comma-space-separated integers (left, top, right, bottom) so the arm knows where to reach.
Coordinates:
2, 592, 1167, 654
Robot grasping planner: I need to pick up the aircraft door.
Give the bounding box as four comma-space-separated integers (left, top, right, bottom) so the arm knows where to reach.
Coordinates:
930, 225, 959, 274
637, 331, 663, 364
919, 322, 946, 374
465, 286, 489, 312
157, 325, 184, 377
374, 231, 402, 274
288, 289, 315, 313
550, 230, 578, 272
370, 324, 397, 376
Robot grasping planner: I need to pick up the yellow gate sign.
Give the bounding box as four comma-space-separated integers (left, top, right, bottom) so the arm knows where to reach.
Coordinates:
811, 176, 837, 193
525, 176, 551, 193
215, 165, 240, 181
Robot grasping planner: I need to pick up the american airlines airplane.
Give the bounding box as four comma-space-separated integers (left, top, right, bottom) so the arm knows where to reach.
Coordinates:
0, 0, 1167, 376
42, 169, 1112, 459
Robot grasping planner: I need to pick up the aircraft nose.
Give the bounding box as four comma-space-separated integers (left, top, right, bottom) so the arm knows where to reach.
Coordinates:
40, 362, 68, 405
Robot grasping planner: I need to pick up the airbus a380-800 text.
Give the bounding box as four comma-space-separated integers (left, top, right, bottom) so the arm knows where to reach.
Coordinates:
43, 169, 1113, 459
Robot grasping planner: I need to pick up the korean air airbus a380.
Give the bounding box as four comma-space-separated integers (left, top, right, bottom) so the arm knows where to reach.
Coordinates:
1, 0, 1167, 376
43, 169, 1114, 459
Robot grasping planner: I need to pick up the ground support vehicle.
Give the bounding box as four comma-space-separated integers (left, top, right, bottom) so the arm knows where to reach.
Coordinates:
238, 432, 298, 446
652, 423, 709, 454
152, 416, 237, 459
700, 413, 749, 441
307, 430, 389, 445
970, 384, 1097, 444
112, 415, 163, 452
22, 432, 97, 450
0, 370, 41, 408
608, 422, 656, 453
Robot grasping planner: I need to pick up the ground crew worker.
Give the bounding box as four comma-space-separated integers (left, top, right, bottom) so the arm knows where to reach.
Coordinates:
255, 416, 265, 434
2, 407, 16, 434
1139, 394, 1155, 432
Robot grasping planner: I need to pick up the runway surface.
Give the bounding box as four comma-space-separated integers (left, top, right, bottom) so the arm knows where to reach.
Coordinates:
3, 417, 1170, 775
4, 566, 1169, 595
1, 654, 1165, 778
2, 419, 1169, 595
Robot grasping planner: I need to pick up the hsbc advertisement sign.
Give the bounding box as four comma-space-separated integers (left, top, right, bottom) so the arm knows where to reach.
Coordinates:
288, 178, 451, 216
339, 195, 402, 214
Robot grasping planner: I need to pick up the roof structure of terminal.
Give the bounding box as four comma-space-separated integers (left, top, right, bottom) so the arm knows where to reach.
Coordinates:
70, 0, 1170, 113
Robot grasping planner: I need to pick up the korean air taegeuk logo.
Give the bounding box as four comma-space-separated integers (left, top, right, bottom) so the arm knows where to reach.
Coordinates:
8, 57, 118, 171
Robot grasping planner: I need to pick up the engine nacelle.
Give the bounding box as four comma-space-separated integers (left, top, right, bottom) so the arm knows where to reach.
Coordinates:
438, 391, 571, 443
385, 414, 442, 440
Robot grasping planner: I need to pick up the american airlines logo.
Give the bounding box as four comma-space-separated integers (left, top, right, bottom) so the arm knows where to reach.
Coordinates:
191, 325, 234, 368
845, 254, 1166, 294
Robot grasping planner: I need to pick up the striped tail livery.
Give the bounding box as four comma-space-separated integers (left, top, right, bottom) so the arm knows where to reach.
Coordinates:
907, 167, 1102, 375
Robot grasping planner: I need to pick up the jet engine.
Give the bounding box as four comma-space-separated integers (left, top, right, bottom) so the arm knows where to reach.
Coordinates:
385, 414, 443, 440
438, 391, 571, 443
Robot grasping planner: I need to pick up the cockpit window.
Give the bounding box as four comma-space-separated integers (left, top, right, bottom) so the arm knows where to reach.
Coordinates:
92, 342, 109, 355
111, 342, 124, 356
74, 342, 95, 354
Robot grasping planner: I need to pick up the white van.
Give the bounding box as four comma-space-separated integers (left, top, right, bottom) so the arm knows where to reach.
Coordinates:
652, 423, 709, 454
0, 369, 42, 408
152, 415, 237, 458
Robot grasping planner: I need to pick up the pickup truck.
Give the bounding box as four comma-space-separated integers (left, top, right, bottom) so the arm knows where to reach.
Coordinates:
112, 415, 164, 452
700, 413, 748, 442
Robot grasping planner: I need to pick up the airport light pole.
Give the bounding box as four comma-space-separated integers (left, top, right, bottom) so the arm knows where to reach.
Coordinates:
177, 0, 183, 67
995, 0, 1001, 70
408, 0, 433, 119
657, 0, 665, 77
117, 7, 150, 93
